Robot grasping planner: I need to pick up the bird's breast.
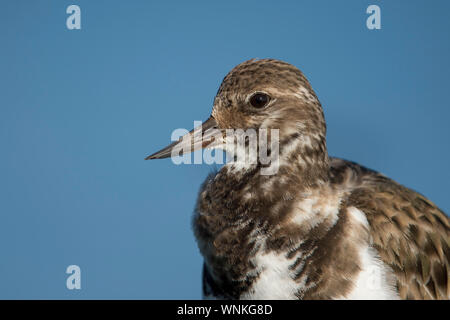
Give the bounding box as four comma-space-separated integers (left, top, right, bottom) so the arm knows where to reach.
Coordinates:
194, 168, 401, 299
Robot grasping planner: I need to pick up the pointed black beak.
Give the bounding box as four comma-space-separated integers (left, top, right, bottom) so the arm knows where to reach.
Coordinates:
145, 116, 219, 160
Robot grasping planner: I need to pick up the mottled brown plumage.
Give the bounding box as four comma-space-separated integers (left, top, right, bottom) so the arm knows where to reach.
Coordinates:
147, 59, 449, 300
329, 159, 449, 299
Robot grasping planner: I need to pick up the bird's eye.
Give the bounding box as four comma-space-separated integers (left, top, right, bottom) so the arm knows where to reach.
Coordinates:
249, 92, 270, 109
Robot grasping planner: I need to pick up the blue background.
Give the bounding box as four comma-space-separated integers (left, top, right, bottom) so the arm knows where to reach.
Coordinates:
0, 0, 449, 299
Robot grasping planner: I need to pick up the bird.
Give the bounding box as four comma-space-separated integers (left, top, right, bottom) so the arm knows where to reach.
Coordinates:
146, 59, 449, 300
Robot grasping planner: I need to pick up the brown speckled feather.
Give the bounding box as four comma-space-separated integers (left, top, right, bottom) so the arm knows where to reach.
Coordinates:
330, 158, 450, 299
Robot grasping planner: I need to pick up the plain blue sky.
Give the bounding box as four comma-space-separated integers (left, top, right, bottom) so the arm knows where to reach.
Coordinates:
0, 1, 449, 299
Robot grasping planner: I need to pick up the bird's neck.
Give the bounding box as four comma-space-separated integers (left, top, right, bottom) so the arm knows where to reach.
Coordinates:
224, 131, 330, 189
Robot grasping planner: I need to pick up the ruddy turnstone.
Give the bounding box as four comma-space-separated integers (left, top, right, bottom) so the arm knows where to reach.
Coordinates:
146, 59, 449, 300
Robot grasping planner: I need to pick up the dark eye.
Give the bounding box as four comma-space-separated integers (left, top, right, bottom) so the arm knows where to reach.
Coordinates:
249, 92, 270, 109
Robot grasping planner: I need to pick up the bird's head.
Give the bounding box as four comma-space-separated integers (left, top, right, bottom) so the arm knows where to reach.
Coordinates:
212, 59, 325, 138
146, 59, 329, 179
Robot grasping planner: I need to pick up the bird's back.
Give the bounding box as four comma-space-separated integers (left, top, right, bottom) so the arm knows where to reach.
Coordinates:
329, 158, 449, 299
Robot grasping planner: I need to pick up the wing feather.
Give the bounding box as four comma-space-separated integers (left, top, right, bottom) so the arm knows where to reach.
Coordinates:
330, 158, 449, 299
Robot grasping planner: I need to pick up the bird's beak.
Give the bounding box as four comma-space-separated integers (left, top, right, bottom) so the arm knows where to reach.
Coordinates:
145, 116, 219, 160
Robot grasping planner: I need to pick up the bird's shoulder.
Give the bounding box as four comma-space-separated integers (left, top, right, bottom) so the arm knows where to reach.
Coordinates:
329, 157, 449, 299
